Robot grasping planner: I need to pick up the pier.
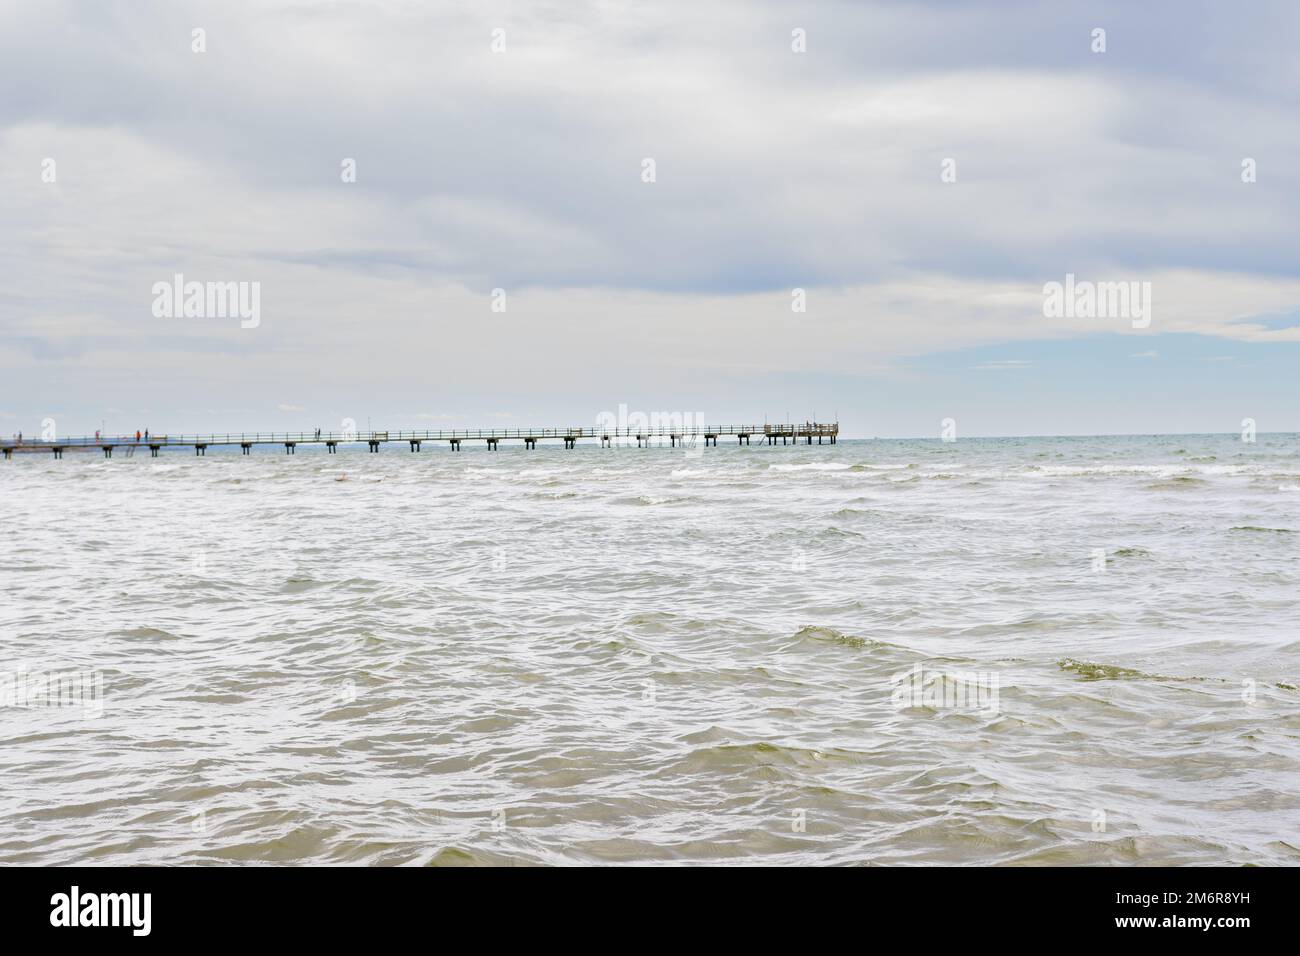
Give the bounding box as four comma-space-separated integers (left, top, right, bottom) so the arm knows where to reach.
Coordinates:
2, 422, 838, 458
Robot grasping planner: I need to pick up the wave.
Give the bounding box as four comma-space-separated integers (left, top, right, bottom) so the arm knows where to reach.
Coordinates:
112, 626, 183, 642
1057, 658, 1214, 683
792, 625, 893, 650
769, 462, 851, 472
829, 507, 884, 519
1146, 475, 1206, 486
1029, 463, 1300, 479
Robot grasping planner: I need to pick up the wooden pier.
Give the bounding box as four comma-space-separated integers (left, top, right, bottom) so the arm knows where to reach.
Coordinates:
2, 422, 839, 459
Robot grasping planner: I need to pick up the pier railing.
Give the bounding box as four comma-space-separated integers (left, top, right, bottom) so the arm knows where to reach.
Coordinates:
2, 422, 838, 457
3, 422, 839, 446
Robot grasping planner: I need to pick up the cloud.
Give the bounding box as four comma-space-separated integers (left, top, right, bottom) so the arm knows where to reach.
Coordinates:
1, 1, 1299, 429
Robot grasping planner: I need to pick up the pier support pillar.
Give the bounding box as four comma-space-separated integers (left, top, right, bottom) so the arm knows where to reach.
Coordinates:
410, 440, 421, 452
600, 435, 611, 448
285, 442, 296, 454
3, 447, 11, 460
486, 438, 499, 450
563, 436, 576, 449
102, 446, 113, 458
52, 447, 64, 459
241, 443, 251, 455
326, 441, 337, 453
196, 444, 207, 456
450, 439, 461, 451
151, 445, 161, 457
368, 440, 380, 453
704, 434, 717, 447
525, 437, 536, 449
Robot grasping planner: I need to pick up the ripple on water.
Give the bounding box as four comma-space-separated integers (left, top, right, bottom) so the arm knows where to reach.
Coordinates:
2, 434, 1298, 865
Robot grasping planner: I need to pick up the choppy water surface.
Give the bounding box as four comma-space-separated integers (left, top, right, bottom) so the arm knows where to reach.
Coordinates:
2, 434, 1298, 865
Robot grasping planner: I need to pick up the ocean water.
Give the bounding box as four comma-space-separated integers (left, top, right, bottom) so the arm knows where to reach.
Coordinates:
2, 433, 1297, 866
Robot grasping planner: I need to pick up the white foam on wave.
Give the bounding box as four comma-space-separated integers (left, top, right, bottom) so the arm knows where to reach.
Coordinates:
769, 462, 851, 472
1028, 462, 1299, 480
1031, 464, 1176, 477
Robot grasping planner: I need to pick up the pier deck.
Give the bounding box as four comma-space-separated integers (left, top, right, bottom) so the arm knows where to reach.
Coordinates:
3, 422, 839, 458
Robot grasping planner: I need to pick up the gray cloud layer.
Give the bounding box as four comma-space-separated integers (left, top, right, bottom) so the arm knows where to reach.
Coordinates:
2, 1, 1298, 432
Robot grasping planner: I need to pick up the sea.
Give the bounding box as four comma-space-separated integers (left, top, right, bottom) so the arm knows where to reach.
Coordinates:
2, 433, 1297, 865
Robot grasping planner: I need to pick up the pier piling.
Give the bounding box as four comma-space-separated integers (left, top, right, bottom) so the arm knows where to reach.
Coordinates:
2, 421, 838, 460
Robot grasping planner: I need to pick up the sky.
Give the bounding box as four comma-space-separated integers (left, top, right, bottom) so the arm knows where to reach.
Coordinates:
2, 0, 1299, 439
